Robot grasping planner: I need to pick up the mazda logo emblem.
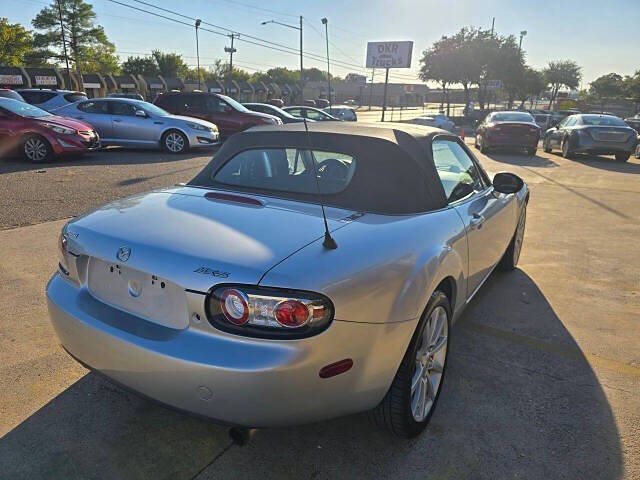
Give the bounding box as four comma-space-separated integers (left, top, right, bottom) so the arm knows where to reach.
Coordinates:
116, 246, 131, 262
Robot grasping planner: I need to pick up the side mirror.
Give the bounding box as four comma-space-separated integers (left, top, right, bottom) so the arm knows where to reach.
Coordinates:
135, 109, 147, 117
493, 172, 524, 194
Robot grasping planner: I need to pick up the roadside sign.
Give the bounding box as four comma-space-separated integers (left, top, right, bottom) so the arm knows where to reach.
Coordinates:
366, 41, 413, 69
486, 79, 502, 90
0, 74, 23, 85
35, 75, 57, 86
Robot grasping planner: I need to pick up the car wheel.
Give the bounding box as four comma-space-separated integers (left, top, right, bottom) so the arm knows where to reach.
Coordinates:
615, 153, 630, 162
22, 135, 53, 163
162, 130, 188, 154
561, 137, 573, 159
499, 202, 527, 271
369, 290, 450, 438
543, 137, 552, 153
635, 145, 640, 159
478, 134, 488, 153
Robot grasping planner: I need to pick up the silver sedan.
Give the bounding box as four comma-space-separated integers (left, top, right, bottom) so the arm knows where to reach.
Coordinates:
46, 122, 528, 437
53, 98, 219, 153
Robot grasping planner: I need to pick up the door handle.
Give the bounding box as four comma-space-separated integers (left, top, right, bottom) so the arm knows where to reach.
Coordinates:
470, 213, 485, 229
113, 119, 122, 122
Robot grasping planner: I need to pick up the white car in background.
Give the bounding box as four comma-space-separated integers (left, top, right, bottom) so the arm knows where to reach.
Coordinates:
412, 113, 455, 131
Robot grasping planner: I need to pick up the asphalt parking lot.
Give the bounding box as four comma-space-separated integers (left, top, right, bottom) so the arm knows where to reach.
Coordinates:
1, 144, 639, 479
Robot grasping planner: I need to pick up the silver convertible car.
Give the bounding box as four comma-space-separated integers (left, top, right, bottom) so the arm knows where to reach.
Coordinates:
52, 98, 219, 153
46, 123, 528, 438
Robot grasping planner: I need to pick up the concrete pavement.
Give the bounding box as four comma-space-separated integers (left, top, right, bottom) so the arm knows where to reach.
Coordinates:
0, 147, 638, 479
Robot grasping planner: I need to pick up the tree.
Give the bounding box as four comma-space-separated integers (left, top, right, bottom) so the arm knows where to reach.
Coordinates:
492, 34, 525, 109
543, 60, 582, 109
0, 18, 34, 66
31, 0, 116, 75
590, 73, 625, 100
122, 55, 159, 77
623, 70, 640, 102
517, 67, 546, 108
151, 50, 187, 78
78, 44, 119, 74
419, 35, 458, 115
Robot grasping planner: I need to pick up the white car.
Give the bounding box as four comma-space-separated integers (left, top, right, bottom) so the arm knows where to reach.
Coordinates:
412, 114, 455, 131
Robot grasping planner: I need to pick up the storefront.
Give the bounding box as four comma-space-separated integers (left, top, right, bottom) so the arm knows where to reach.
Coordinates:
267, 83, 280, 101
81, 73, 105, 97
110, 74, 139, 94
238, 81, 254, 102
279, 84, 293, 104
140, 75, 165, 100
223, 80, 239, 99
207, 79, 224, 94
163, 77, 184, 92
250, 81, 267, 103
59, 70, 81, 91
0, 67, 29, 89
24, 67, 63, 90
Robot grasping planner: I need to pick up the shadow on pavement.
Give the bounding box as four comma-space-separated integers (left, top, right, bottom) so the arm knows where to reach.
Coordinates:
479, 149, 559, 168
0, 146, 218, 175
570, 153, 640, 174
0, 270, 623, 479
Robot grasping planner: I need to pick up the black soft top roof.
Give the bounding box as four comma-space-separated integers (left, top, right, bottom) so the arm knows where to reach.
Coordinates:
189, 122, 452, 214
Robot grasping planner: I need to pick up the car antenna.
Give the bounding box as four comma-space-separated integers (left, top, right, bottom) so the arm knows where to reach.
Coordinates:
303, 118, 337, 249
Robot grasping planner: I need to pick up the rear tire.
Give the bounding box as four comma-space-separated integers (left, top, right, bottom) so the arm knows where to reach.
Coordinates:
22, 135, 53, 163
478, 134, 488, 153
543, 137, 552, 153
561, 137, 573, 159
615, 153, 630, 162
368, 291, 451, 438
635, 145, 640, 159
499, 202, 527, 271
161, 130, 188, 154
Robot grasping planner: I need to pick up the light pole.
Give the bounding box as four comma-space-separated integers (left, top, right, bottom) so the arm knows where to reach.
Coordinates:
261, 17, 304, 103
321, 17, 331, 107
195, 19, 202, 90
518, 30, 527, 53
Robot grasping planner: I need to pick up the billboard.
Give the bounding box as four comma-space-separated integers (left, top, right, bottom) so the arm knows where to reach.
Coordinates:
366, 41, 413, 69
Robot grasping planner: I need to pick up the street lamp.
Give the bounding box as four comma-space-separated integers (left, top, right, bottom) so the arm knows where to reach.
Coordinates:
518, 30, 527, 53
195, 19, 202, 89
261, 17, 304, 103
321, 17, 331, 107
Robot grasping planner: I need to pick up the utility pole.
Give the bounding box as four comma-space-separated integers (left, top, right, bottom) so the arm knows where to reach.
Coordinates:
321, 18, 331, 106
491, 17, 495, 36
195, 19, 202, 90
381, 68, 389, 122
56, 0, 72, 89
225, 34, 238, 80
368, 68, 375, 110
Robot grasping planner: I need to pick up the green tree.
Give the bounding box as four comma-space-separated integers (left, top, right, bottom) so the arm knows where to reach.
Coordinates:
543, 60, 582, 109
590, 73, 625, 99
151, 50, 187, 78
79, 44, 119, 74
492, 35, 525, 109
0, 18, 34, 66
517, 67, 546, 108
122, 55, 159, 77
419, 35, 458, 115
31, 0, 116, 75
623, 70, 640, 101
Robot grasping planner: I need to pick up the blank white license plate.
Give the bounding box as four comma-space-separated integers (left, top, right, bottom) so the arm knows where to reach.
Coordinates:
87, 257, 189, 329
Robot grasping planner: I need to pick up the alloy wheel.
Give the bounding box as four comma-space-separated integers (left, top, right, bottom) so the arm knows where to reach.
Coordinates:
165, 132, 185, 153
24, 138, 48, 162
411, 305, 448, 422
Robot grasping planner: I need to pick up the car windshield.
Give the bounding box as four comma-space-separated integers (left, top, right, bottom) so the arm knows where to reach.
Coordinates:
221, 95, 249, 113
139, 102, 170, 117
580, 115, 626, 126
492, 112, 534, 122
213, 148, 357, 195
0, 99, 51, 118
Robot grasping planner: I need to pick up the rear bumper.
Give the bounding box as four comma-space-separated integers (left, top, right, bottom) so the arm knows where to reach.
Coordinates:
486, 134, 539, 148
572, 135, 636, 155
46, 273, 415, 427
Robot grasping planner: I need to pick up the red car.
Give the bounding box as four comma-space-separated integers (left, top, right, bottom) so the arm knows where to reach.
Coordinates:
0, 98, 99, 162
153, 91, 280, 139
475, 111, 541, 156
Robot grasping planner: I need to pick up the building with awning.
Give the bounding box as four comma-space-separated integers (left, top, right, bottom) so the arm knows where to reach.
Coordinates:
0, 66, 30, 89
59, 70, 81, 91
237, 81, 254, 102
108, 74, 139, 93
207, 78, 224, 94
24, 67, 63, 89
279, 84, 293, 104
139, 75, 166, 100
81, 73, 106, 98
267, 82, 281, 100
163, 76, 184, 92
250, 81, 267, 102
223, 80, 239, 99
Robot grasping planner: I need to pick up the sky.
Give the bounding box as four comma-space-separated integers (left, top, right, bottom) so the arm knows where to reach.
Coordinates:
5, 0, 640, 87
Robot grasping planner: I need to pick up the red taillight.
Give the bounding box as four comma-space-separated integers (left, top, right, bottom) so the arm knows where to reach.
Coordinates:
220, 288, 249, 325
274, 300, 310, 327
319, 359, 353, 378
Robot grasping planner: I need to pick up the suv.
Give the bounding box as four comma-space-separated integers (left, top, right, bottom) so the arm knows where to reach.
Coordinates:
154, 91, 281, 138
17, 89, 87, 111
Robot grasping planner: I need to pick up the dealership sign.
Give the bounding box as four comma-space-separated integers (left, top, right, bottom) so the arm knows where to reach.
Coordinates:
35, 75, 57, 86
0, 74, 23, 85
366, 41, 413, 69
83, 82, 101, 88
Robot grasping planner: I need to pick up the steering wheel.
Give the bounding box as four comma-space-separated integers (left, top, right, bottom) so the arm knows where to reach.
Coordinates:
317, 158, 348, 180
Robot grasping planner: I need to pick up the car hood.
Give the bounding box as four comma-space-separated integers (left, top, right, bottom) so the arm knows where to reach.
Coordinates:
35, 115, 93, 131
65, 186, 355, 291
166, 115, 218, 130
240, 110, 279, 122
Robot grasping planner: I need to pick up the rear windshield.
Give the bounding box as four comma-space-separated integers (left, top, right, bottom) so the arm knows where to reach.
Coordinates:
492, 112, 534, 122
213, 148, 356, 195
580, 115, 626, 126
